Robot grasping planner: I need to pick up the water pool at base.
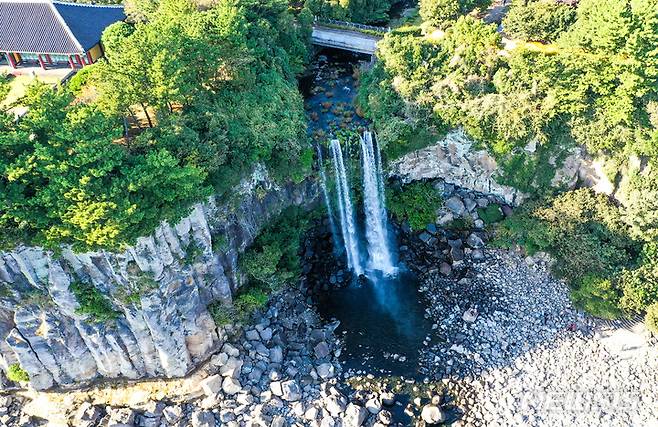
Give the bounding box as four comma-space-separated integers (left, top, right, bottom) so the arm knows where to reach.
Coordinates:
314, 270, 432, 379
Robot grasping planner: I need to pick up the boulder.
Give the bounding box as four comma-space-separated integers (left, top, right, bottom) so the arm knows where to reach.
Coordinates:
271, 415, 286, 427
445, 197, 465, 216
325, 396, 347, 417
450, 246, 464, 262
210, 352, 228, 367
219, 357, 243, 378
248, 367, 264, 383
439, 262, 452, 277
463, 308, 478, 323
343, 403, 368, 427
259, 327, 273, 341
73, 402, 103, 427
365, 398, 381, 414
270, 346, 284, 363
281, 380, 302, 401
421, 404, 445, 424
162, 406, 182, 424
222, 343, 240, 357
141, 401, 164, 419
418, 232, 432, 244
199, 374, 223, 396
107, 407, 136, 426
466, 233, 485, 249
380, 392, 395, 406
191, 410, 215, 427
305, 405, 320, 421
314, 341, 330, 359
270, 381, 283, 396
222, 377, 242, 395
378, 410, 392, 425
317, 362, 335, 379
246, 329, 260, 340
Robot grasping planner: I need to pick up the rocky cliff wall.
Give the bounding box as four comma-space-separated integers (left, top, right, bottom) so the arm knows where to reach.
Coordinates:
0, 167, 318, 390
388, 129, 620, 206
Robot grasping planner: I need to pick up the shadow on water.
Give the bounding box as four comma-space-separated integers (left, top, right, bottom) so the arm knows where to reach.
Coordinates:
314, 268, 432, 378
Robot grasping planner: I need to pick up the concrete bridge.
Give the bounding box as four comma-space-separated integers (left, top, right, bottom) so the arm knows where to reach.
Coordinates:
311, 19, 389, 56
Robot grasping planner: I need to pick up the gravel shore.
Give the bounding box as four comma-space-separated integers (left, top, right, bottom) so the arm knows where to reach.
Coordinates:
419, 250, 658, 427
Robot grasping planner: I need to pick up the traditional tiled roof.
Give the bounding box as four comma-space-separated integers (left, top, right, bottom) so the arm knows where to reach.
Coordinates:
0, 0, 124, 55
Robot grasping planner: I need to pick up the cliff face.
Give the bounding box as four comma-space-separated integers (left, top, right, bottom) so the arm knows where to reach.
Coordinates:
388, 130, 527, 206
389, 129, 619, 206
0, 168, 318, 390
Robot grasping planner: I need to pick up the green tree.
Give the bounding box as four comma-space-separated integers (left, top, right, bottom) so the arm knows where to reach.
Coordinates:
419, 0, 492, 28
503, 0, 577, 42
0, 84, 209, 251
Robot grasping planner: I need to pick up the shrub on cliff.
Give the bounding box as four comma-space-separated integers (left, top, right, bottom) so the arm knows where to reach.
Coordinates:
618, 243, 658, 314
208, 285, 269, 325
570, 275, 623, 319
7, 363, 29, 383
69, 282, 119, 323
494, 189, 658, 326
240, 206, 316, 291
386, 181, 442, 231
645, 303, 658, 334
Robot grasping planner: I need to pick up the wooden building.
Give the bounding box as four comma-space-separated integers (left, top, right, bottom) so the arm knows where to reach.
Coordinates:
0, 0, 124, 69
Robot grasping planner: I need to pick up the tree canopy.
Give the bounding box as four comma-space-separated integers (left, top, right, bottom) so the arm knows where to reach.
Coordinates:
360, 0, 658, 187
0, 0, 313, 251
304, 0, 398, 24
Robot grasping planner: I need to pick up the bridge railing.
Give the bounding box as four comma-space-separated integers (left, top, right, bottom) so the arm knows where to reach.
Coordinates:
313, 16, 391, 35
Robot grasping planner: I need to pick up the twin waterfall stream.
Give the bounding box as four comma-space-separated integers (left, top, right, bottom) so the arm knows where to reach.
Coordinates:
321, 131, 396, 279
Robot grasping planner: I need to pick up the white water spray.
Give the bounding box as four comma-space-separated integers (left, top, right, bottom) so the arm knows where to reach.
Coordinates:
330, 139, 363, 276
316, 145, 341, 253
360, 131, 396, 275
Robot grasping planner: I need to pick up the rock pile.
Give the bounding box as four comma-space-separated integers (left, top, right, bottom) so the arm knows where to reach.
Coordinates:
0, 395, 35, 427
397, 180, 510, 277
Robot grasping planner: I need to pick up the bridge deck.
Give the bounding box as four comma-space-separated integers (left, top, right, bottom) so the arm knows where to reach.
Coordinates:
311, 25, 381, 55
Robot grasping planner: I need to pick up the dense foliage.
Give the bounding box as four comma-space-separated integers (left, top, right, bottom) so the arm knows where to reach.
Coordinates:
240, 206, 314, 291
305, 0, 397, 24
386, 181, 442, 230
503, 0, 577, 42
209, 206, 315, 325
495, 189, 657, 322
358, 0, 658, 190
419, 0, 492, 28
0, 0, 313, 251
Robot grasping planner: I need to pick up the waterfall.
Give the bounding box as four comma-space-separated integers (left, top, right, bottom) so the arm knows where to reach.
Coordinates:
360, 131, 396, 275
330, 139, 364, 276
316, 144, 340, 253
